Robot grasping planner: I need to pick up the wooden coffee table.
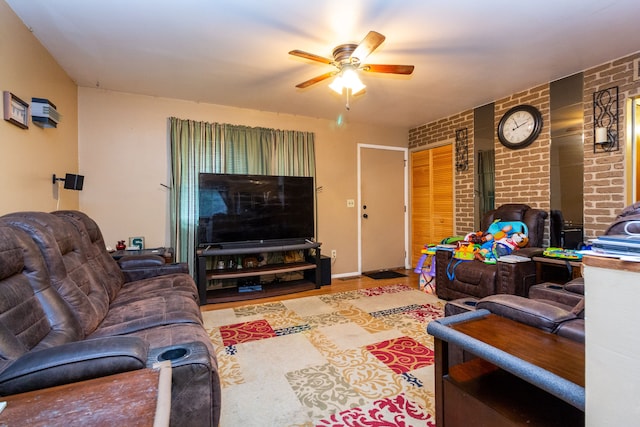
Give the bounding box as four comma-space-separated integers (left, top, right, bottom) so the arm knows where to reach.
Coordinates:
428, 311, 585, 427
0, 362, 172, 427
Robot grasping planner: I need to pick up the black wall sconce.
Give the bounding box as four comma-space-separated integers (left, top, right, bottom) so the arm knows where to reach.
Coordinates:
52, 173, 84, 191
455, 127, 469, 172
593, 86, 619, 153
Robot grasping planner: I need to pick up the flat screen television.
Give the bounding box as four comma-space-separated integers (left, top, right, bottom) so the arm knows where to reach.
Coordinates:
198, 173, 315, 248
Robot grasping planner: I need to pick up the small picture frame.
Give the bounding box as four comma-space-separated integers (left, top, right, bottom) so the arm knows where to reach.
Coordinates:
3, 91, 29, 129
129, 236, 145, 250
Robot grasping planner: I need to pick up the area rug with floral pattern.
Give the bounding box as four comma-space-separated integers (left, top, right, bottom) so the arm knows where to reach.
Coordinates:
203, 283, 444, 426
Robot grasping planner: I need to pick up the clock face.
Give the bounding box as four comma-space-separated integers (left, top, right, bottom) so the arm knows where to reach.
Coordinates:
497, 105, 542, 149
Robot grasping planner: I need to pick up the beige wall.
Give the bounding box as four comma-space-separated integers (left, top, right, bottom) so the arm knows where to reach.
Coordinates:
78, 88, 407, 275
0, 1, 78, 213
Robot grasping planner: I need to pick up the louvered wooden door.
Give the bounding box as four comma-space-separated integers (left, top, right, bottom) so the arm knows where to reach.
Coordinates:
411, 145, 454, 268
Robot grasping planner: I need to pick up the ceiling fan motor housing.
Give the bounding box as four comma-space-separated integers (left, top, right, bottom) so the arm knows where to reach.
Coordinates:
332, 44, 359, 65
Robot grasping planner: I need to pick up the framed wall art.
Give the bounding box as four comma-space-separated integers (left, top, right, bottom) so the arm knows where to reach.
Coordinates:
3, 91, 29, 129
129, 236, 145, 250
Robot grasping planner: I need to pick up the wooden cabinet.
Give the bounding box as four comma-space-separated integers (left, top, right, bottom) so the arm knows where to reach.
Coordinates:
196, 242, 322, 304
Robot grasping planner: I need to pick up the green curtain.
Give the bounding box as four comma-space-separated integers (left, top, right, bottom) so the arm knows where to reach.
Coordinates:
169, 118, 316, 273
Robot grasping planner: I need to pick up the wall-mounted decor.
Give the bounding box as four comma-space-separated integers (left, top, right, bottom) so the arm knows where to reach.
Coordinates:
592, 86, 619, 153
3, 91, 29, 129
497, 104, 543, 150
129, 236, 145, 250
455, 127, 469, 172
31, 98, 61, 128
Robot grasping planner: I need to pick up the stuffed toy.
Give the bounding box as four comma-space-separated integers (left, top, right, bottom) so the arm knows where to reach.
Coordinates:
475, 246, 497, 264
469, 220, 530, 264
492, 224, 512, 241
493, 232, 529, 257
464, 230, 493, 245
486, 219, 528, 240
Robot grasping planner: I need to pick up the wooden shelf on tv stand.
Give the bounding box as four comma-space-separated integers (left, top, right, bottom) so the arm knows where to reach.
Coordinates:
196, 241, 322, 305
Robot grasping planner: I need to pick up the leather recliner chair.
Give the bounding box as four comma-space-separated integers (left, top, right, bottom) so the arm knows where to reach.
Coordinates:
436, 203, 548, 300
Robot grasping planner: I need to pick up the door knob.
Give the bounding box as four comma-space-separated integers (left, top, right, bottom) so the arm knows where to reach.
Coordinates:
363, 213, 368, 219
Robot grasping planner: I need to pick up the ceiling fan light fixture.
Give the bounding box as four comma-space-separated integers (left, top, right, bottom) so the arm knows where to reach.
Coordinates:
342, 67, 366, 94
329, 66, 366, 95
329, 75, 344, 94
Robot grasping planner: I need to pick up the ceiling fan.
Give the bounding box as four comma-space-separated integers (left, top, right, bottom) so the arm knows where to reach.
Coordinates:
289, 31, 414, 108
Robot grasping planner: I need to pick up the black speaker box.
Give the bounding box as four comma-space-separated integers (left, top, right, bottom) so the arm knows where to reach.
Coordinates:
63, 173, 84, 190
304, 255, 331, 286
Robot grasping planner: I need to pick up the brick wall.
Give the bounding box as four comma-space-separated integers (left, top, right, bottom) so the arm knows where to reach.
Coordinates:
408, 110, 474, 233
583, 52, 640, 238
409, 52, 640, 241
494, 84, 551, 213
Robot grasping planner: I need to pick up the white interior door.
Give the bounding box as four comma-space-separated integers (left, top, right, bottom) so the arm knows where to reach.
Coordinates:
359, 144, 407, 272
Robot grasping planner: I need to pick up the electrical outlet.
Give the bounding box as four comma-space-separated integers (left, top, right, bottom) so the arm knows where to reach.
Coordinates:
331, 249, 337, 259
346, 199, 355, 208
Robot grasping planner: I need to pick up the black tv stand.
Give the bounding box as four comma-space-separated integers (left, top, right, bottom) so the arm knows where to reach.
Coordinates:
196, 241, 322, 304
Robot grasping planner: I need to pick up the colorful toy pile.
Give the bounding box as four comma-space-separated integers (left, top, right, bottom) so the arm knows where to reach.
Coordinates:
462, 219, 530, 264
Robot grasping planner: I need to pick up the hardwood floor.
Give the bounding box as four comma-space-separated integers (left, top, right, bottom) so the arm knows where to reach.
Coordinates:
200, 269, 420, 311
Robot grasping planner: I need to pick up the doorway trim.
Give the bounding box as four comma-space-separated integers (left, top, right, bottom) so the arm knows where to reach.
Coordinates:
357, 143, 409, 273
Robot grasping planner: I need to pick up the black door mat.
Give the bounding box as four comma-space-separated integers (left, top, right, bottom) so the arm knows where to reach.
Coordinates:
364, 270, 408, 280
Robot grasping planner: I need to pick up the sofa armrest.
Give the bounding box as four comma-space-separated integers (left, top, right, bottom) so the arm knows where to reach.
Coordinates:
118, 254, 165, 269
121, 263, 190, 282
477, 294, 577, 333
517, 246, 544, 258
0, 336, 149, 395
496, 258, 536, 296
118, 254, 189, 282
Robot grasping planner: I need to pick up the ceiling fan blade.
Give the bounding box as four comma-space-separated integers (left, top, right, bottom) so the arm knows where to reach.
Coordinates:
350, 31, 386, 62
295, 71, 336, 88
289, 50, 334, 65
362, 64, 415, 75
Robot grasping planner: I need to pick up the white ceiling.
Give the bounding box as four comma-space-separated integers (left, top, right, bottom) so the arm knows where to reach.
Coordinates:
6, 0, 640, 129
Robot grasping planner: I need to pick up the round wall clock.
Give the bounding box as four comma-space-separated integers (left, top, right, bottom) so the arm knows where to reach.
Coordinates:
497, 104, 543, 149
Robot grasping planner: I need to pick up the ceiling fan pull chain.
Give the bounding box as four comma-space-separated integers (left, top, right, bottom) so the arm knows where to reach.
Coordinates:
346, 89, 351, 111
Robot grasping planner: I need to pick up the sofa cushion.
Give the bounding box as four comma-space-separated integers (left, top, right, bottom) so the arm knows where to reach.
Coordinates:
481, 204, 528, 228
528, 283, 584, 307
53, 211, 126, 301
0, 226, 82, 362
564, 278, 584, 295
88, 293, 203, 338
1, 214, 111, 337
555, 319, 585, 343
54, 211, 198, 303
477, 294, 576, 332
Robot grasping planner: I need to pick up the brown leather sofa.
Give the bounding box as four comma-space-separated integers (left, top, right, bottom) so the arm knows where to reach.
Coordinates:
436, 203, 548, 300
442, 279, 585, 371
0, 211, 220, 426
